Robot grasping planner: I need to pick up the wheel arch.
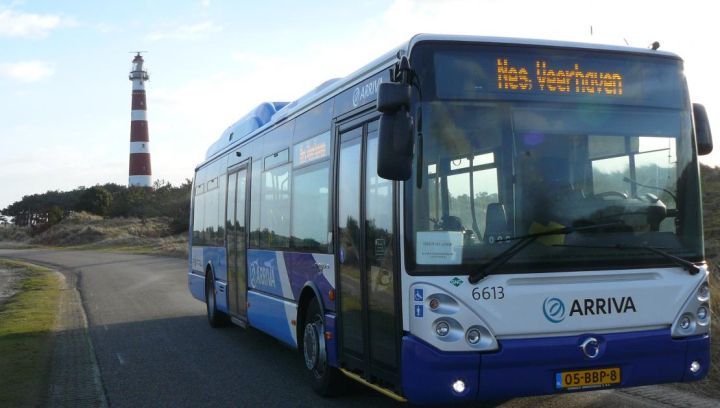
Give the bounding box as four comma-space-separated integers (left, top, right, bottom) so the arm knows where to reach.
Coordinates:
297, 281, 324, 352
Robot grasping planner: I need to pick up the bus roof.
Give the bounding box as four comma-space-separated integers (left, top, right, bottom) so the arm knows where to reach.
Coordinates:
202, 34, 681, 163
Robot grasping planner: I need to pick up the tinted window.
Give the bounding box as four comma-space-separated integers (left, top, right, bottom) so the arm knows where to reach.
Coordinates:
291, 163, 330, 250
365, 129, 397, 369
249, 158, 263, 247
204, 183, 220, 246
338, 131, 362, 354
264, 148, 289, 170
192, 192, 205, 245
259, 163, 291, 247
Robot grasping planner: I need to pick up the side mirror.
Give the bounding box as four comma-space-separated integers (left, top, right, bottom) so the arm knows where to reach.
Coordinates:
693, 103, 713, 155
377, 82, 411, 114
377, 110, 413, 180
376, 81, 414, 181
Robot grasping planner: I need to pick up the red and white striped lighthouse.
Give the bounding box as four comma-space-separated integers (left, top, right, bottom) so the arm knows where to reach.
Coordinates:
128, 52, 152, 187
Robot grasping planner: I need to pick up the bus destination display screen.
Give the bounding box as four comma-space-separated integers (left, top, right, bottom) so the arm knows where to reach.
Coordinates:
431, 45, 683, 108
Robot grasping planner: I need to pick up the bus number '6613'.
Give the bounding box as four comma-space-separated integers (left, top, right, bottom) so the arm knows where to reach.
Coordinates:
472, 286, 505, 300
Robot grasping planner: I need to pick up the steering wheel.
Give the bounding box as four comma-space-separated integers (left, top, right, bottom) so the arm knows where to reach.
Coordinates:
594, 191, 628, 200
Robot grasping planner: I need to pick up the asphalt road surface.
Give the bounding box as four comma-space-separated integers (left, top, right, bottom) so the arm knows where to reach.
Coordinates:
0, 248, 714, 408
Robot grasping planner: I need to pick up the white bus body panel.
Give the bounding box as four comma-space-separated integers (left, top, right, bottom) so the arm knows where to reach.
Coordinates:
407, 267, 703, 334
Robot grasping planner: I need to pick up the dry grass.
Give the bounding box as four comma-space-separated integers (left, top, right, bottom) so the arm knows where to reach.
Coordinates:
0, 212, 188, 258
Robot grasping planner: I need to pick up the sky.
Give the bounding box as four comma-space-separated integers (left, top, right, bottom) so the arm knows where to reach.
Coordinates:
1, 0, 719, 211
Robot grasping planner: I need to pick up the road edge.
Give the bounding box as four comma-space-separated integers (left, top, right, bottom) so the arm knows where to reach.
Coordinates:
5, 257, 108, 407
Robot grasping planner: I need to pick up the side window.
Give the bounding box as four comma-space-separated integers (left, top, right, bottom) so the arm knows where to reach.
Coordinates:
292, 163, 330, 250
204, 177, 220, 246
192, 179, 206, 246
290, 131, 332, 251
259, 163, 291, 248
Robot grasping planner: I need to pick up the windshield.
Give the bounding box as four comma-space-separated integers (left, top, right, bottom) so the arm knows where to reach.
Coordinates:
405, 43, 702, 274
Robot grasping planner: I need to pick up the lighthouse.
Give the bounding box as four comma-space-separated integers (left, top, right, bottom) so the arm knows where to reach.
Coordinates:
128, 52, 152, 187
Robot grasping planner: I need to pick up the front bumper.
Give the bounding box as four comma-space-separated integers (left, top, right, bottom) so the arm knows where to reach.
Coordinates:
400, 329, 710, 405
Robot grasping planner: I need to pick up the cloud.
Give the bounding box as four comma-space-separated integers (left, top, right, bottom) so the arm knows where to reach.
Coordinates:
0, 61, 54, 82
0, 9, 71, 38
147, 20, 222, 41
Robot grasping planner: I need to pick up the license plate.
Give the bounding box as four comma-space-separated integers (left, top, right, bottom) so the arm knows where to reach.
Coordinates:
556, 367, 621, 390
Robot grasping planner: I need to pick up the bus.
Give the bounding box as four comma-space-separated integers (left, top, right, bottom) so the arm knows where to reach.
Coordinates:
188, 34, 713, 404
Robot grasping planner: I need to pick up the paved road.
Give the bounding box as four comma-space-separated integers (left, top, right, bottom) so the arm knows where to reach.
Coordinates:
0, 248, 715, 408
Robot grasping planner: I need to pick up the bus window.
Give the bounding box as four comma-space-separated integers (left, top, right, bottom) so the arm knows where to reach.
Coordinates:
192, 186, 205, 246
291, 163, 330, 251
204, 179, 220, 246
259, 163, 291, 248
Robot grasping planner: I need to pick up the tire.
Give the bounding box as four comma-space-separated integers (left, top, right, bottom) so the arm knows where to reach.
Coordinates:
303, 299, 345, 396
205, 271, 228, 328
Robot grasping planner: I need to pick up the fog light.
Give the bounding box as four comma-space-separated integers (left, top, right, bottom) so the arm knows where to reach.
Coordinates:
429, 298, 439, 310
466, 328, 481, 345
698, 282, 710, 302
435, 321, 450, 337
452, 379, 466, 394
697, 305, 709, 322
690, 361, 701, 373
680, 314, 692, 330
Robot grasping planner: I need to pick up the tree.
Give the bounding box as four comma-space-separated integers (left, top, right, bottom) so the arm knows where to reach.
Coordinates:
76, 186, 113, 216
48, 206, 64, 226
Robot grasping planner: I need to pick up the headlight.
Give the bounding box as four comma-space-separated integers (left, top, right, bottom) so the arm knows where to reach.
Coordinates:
697, 305, 709, 324
697, 282, 710, 302
435, 320, 450, 337
466, 328, 481, 344
671, 274, 710, 338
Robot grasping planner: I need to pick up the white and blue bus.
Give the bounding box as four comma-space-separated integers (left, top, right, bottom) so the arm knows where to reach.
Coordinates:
189, 34, 713, 404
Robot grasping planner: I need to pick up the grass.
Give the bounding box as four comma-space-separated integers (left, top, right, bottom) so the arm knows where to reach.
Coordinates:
0, 258, 61, 407
0, 212, 188, 258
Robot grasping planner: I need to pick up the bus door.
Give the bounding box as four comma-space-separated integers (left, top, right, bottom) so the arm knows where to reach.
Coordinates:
226, 165, 249, 320
336, 117, 400, 386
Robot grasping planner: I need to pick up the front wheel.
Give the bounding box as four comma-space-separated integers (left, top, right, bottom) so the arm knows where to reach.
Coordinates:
303, 300, 345, 396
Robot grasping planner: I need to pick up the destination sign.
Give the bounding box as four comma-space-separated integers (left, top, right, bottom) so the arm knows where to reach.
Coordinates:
496, 58, 623, 96
293, 131, 330, 167
428, 45, 683, 108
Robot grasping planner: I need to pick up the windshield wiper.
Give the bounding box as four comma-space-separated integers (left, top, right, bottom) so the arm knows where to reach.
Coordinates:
468, 222, 623, 284
554, 243, 701, 275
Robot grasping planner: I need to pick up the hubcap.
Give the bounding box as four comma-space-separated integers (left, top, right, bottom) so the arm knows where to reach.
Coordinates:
303, 315, 327, 379
304, 322, 319, 370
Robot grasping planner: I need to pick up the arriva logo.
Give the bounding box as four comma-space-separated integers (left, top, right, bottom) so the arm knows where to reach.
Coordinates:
543, 297, 566, 323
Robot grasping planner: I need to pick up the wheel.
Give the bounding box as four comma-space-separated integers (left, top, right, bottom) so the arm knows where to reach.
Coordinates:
303, 299, 345, 396
205, 271, 228, 328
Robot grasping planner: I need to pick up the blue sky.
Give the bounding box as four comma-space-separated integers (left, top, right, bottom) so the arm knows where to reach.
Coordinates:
1, 0, 718, 210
